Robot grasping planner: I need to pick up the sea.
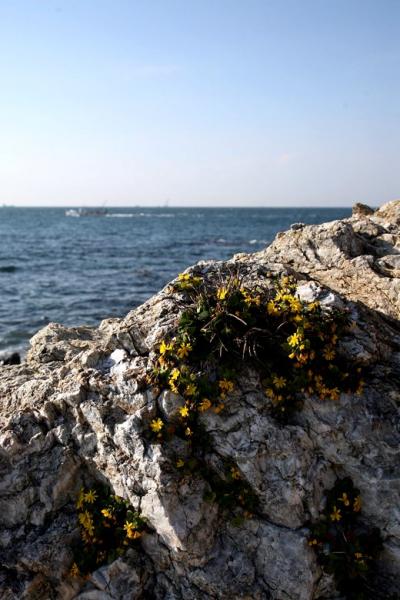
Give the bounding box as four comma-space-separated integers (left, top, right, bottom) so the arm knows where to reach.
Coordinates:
0, 206, 351, 356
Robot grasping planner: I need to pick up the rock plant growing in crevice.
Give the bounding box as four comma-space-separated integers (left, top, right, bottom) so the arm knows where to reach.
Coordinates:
149, 270, 364, 435
308, 478, 382, 600
71, 486, 147, 578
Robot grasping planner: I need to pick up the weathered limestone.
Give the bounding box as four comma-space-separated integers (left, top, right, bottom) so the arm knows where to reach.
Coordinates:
0, 200, 399, 599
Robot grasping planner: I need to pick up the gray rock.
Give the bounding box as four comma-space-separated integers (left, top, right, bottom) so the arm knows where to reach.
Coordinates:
352, 202, 375, 217
0, 200, 400, 598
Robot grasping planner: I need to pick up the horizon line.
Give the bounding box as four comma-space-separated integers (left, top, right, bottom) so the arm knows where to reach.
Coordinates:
2, 204, 360, 209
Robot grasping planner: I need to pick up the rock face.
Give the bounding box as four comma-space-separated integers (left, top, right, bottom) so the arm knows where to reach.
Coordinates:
0, 201, 399, 599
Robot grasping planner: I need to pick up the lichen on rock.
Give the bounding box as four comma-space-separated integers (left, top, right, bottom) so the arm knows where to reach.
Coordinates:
0, 200, 400, 599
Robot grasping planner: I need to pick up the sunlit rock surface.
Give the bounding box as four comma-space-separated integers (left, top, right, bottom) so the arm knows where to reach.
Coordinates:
0, 200, 399, 599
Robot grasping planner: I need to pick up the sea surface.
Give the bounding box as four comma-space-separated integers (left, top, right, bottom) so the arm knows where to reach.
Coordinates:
0, 207, 351, 355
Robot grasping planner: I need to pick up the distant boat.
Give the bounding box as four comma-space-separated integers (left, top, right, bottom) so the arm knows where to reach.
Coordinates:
65, 208, 108, 217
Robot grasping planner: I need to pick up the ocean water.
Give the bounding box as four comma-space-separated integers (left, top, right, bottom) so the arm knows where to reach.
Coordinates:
0, 207, 351, 355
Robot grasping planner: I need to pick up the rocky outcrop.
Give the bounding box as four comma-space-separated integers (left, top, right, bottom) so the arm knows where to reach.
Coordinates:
0, 201, 399, 599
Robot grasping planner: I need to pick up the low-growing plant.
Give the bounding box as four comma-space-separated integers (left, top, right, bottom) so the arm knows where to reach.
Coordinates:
308, 478, 382, 599
149, 271, 363, 427
145, 270, 365, 522
70, 486, 146, 577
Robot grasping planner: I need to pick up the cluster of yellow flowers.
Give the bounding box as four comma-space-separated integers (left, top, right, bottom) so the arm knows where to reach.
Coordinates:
240, 288, 261, 307
71, 487, 146, 577
149, 294, 240, 437
175, 271, 202, 289
147, 273, 365, 528
216, 286, 228, 301
307, 477, 380, 597
262, 277, 365, 413
123, 521, 143, 540
78, 509, 95, 537
151, 272, 364, 430
149, 361, 236, 435
76, 487, 97, 509
219, 378, 234, 398
329, 492, 362, 522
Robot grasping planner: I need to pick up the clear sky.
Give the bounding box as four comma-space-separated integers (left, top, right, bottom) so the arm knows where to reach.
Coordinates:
0, 0, 398, 207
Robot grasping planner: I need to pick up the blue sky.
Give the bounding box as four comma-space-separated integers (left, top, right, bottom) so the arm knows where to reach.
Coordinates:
0, 0, 398, 206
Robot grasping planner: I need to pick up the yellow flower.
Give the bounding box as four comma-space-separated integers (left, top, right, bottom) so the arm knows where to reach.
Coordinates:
124, 521, 142, 540
184, 427, 192, 437
78, 511, 88, 526
289, 297, 302, 313
177, 342, 192, 359
84, 489, 97, 504
169, 367, 180, 381
353, 495, 362, 512
308, 301, 320, 312
198, 398, 212, 412
101, 508, 113, 519
323, 347, 336, 361
354, 552, 363, 560
272, 375, 286, 389
217, 287, 228, 300
281, 275, 293, 286
70, 562, 80, 577
219, 379, 234, 393
160, 340, 173, 355
179, 405, 189, 418
176, 458, 185, 468
287, 332, 303, 347
185, 383, 197, 397
329, 387, 340, 401
230, 467, 241, 480
267, 301, 280, 316
308, 538, 318, 546
150, 418, 164, 433
178, 273, 190, 281
78, 510, 94, 536
330, 505, 341, 522
169, 380, 179, 394
168, 371, 180, 391
242, 290, 260, 306
213, 403, 225, 414
318, 386, 330, 400
81, 530, 92, 543
338, 492, 350, 507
